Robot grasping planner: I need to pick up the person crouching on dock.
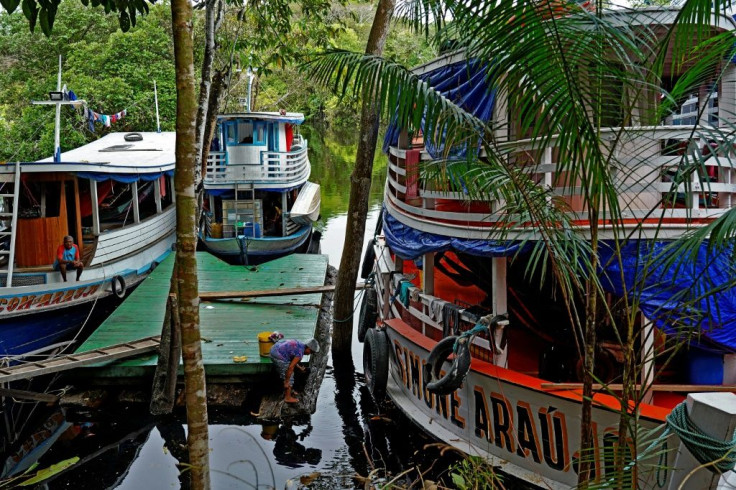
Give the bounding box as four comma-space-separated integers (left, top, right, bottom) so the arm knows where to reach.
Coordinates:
55, 235, 84, 282
269, 338, 319, 403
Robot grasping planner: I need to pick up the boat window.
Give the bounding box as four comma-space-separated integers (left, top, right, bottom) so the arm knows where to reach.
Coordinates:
18, 181, 62, 219
238, 122, 254, 144
138, 181, 158, 221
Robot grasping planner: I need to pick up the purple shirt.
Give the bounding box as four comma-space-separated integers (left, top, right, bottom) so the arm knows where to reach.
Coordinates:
270, 339, 306, 363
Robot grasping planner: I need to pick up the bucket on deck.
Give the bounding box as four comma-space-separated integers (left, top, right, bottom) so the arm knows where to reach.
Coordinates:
258, 331, 275, 357
211, 223, 223, 239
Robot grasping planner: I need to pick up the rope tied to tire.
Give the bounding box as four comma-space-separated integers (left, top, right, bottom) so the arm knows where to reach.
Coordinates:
424, 314, 509, 394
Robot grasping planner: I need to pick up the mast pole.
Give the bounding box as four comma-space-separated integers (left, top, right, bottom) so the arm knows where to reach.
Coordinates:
154, 80, 161, 133
54, 55, 62, 163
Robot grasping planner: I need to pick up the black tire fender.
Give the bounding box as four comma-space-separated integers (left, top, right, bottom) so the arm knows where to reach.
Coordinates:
360, 242, 376, 280
424, 336, 471, 395
363, 328, 389, 402
112, 276, 127, 299
357, 288, 378, 343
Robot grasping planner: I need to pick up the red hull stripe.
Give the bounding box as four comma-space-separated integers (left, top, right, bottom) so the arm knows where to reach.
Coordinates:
384, 318, 670, 423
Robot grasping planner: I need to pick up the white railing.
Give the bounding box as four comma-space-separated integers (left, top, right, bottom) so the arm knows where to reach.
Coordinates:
386, 126, 736, 238
204, 138, 310, 185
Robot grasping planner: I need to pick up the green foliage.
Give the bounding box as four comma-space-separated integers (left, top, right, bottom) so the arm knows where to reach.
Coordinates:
448, 456, 504, 490
0, 2, 175, 161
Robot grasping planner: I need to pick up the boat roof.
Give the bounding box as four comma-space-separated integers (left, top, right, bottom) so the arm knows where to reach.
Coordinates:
14, 131, 176, 174
217, 112, 305, 125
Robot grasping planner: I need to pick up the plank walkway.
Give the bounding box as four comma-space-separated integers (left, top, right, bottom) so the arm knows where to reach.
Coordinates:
75, 252, 329, 380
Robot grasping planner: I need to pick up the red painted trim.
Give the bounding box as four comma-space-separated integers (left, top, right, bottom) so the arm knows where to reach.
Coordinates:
383, 318, 670, 423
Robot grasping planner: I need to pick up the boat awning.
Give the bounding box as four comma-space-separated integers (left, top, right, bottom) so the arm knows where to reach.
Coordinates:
77, 169, 173, 183
383, 59, 497, 159
383, 208, 526, 259
599, 241, 736, 352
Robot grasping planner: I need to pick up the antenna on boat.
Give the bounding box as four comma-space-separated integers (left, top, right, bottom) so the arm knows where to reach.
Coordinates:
54, 55, 62, 162
154, 80, 161, 133
31, 55, 85, 163
246, 69, 255, 112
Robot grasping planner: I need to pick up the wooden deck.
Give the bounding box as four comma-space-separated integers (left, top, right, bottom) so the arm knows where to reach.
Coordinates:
75, 252, 328, 380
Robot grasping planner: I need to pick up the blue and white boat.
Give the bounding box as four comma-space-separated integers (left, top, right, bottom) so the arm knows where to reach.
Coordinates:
200, 111, 321, 264
0, 130, 176, 358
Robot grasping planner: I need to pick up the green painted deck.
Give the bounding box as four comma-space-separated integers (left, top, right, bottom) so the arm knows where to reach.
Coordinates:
76, 252, 328, 379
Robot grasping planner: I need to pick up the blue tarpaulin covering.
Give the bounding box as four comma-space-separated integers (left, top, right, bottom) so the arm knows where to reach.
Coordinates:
78, 170, 173, 183
382, 59, 496, 159
599, 241, 736, 352
383, 208, 526, 260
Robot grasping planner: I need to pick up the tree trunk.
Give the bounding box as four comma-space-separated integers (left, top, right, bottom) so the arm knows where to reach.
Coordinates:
200, 68, 230, 178
171, 0, 210, 487
195, 0, 224, 167
331, 0, 396, 363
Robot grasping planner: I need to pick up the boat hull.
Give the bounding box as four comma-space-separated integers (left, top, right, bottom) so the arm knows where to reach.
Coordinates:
199, 224, 313, 265
382, 318, 676, 489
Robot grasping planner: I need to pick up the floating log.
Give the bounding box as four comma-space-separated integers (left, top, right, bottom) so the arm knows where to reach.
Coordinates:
540, 382, 736, 392
0, 388, 59, 403
200, 282, 367, 301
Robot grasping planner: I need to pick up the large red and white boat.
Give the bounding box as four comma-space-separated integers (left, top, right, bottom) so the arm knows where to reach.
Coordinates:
360, 7, 736, 489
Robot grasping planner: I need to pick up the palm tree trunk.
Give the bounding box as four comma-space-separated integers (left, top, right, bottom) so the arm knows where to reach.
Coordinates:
171, 0, 210, 487
332, 0, 395, 362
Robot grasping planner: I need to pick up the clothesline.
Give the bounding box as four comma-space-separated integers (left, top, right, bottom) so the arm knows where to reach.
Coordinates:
64, 86, 127, 133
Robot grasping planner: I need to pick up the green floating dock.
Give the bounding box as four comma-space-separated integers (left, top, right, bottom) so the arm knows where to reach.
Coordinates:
76, 252, 328, 379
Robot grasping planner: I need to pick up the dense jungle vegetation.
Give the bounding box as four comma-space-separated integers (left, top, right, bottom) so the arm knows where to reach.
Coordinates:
0, 0, 436, 162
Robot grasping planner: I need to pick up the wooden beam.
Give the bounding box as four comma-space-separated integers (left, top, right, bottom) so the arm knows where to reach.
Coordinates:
200, 283, 369, 301
0, 388, 59, 403
541, 383, 736, 393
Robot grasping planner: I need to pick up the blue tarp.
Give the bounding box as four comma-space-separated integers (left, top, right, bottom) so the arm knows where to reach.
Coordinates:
599, 241, 736, 352
382, 208, 527, 259
77, 170, 173, 183
383, 59, 496, 159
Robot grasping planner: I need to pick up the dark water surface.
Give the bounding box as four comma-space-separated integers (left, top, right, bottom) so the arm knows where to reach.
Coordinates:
1, 131, 466, 488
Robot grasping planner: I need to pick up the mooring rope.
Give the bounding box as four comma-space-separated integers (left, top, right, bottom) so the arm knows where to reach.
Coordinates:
665, 401, 736, 474
624, 400, 736, 487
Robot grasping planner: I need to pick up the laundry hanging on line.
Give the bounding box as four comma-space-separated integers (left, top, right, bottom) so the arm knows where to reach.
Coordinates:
85, 107, 127, 133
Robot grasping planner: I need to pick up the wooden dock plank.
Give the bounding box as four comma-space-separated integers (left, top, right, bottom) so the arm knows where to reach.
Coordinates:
75, 253, 329, 379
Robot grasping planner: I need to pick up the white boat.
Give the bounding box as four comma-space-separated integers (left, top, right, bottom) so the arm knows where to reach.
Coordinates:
200, 111, 321, 264
359, 8, 736, 489
0, 131, 176, 358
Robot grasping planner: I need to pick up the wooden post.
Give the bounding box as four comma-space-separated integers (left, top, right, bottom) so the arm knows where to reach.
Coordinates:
154, 177, 163, 213
132, 182, 140, 223
150, 294, 181, 416
667, 393, 736, 490
89, 179, 100, 235
492, 257, 508, 368
640, 314, 654, 405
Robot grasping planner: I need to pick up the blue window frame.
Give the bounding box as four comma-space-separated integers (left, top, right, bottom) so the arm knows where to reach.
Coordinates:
224, 121, 267, 146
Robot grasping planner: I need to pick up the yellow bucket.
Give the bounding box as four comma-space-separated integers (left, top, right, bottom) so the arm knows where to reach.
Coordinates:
211, 222, 223, 238
258, 331, 275, 357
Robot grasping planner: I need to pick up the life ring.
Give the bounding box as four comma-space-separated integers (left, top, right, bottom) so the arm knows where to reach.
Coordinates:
363, 328, 389, 402
360, 242, 376, 280
112, 276, 127, 299
424, 336, 472, 395
357, 288, 378, 343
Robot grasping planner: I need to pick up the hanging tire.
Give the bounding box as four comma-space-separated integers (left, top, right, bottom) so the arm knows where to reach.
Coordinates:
360, 243, 376, 280
423, 336, 472, 395
112, 276, 127, 299
364, 328, 389, 402
357, 288, 378, 343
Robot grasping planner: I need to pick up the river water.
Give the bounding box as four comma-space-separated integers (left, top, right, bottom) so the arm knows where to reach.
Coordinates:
1, 129, 466, 489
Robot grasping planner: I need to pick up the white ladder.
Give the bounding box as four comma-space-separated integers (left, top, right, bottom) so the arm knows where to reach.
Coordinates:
0, 164, 21, 287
